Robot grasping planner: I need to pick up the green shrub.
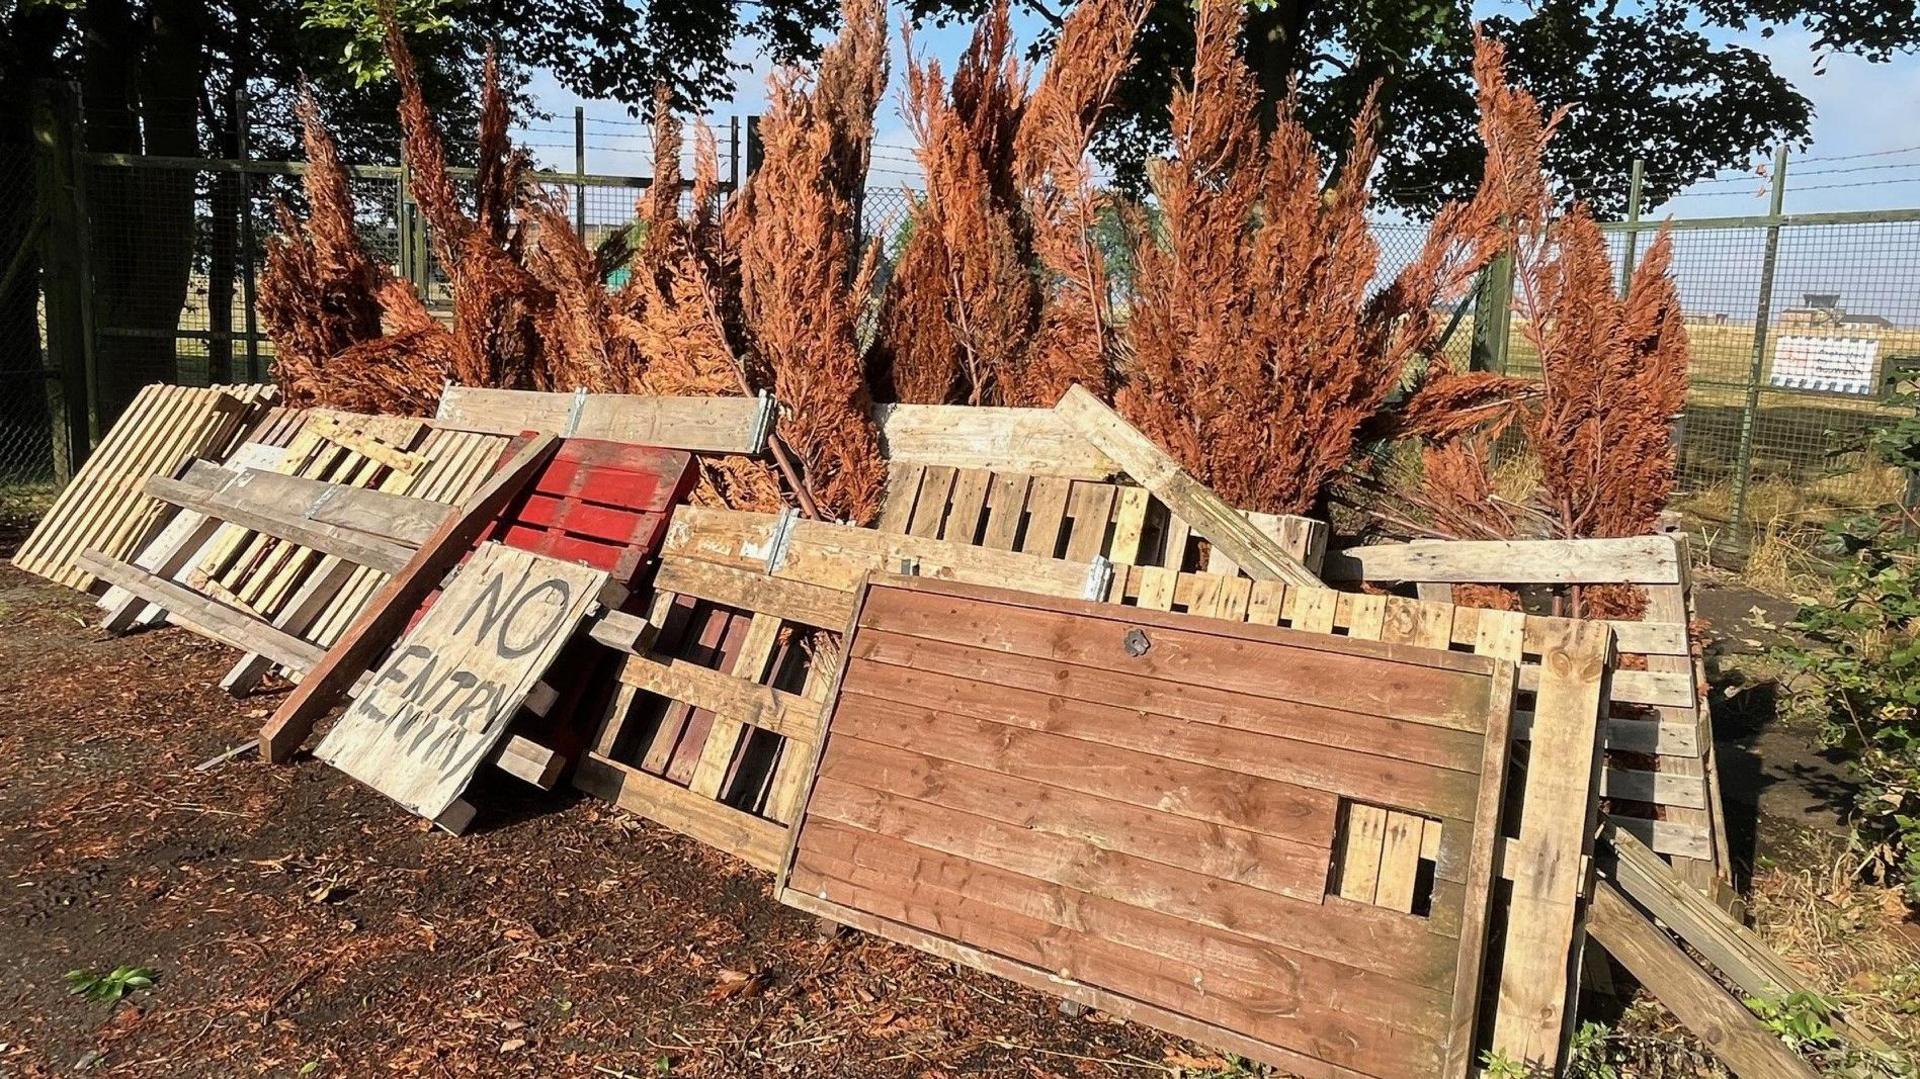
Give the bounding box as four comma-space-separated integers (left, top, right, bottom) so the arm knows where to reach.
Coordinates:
1778, 404, 1920, 899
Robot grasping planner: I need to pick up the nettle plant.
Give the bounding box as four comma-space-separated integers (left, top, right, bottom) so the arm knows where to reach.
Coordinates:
1780, 404, 1920, 898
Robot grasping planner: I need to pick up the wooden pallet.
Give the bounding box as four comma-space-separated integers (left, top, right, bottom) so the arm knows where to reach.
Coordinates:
575, 505, 1116, 869
1326, 535, 1730, 892
79, 461, 452, 673
12, 383, 275, 590
776, 575, 1516, 1079
875, 463, 1326, 575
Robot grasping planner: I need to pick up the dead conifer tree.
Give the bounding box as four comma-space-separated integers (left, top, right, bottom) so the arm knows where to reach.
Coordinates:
387, 24, 547, 389
261, 89, 450, 414
1123, 9, 1544, 517
1006, 0, 1147, 405
731, 0, 890, 524
877, 5, 1035, 405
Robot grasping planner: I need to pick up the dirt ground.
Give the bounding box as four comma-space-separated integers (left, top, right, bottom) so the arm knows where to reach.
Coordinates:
0, 554, 1898, 1078
0, 566, 1185, 1078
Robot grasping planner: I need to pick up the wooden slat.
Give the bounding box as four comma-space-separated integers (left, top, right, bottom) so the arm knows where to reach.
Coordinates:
874, 403, 1121, 480
1054, 387, 1319, 588
435, 385, 773, 453
78, 552, 325, 672
1587, 881, 1820, 1079
1488, 619, 1611, 1068
1322, 536, 1685, 585
145, 475, 418, 574
576, 753, 787, 869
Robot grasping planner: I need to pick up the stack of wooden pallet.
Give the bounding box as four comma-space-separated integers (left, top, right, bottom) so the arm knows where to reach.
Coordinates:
20, 378, 1841, 1078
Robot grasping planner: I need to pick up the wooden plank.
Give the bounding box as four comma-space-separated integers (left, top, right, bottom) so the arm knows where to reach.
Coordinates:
1108, 487, 1150, 565
1322, 536, 1684, 586
687, 612, 784, 799
1018, 477, 1071, 557
259, 434, 560, 763
1587, 880, 1821, 1079
654, 556, 855, 630
1062, 482, 1117, 562
146, 475, 417, 574
1488, 619, 1611, 1070
941, 468, 992, 544
1054, 386, 1319, 588
876, 463, 921, 534
436, 385, 774, 453
308, 413, 427, 474
979, 472, 1030, 550
314, 543, 607, 820
873, 403, 1121, 481
576, 753, 788, 869
906, 465, 955, 538
616, 652, 823, 744
77, 552, 325, 672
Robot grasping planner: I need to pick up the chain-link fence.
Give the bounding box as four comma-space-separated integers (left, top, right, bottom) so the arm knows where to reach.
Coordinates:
0, 140, 61, 529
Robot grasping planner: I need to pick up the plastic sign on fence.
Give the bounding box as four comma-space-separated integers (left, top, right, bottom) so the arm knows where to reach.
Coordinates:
1768, 334, 1881, 396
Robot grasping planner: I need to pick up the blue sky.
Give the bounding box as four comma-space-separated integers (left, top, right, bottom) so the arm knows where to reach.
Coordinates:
515, 6, 1920, 220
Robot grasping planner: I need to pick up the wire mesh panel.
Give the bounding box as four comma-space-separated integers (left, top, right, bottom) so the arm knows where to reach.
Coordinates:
0, 142, 59, 526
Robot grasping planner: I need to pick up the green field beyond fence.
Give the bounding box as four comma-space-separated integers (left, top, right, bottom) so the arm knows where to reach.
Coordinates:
5, 94, 1919, 564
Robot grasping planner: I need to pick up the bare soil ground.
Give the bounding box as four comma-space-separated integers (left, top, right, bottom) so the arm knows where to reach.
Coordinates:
0, 566, 1182, 1078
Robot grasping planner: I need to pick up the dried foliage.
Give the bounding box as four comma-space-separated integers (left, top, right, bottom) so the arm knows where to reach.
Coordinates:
261, 88, 448, 414
1522, 213, 1690, 538
1009, 0, 1147, 406
878, 4, 1035, 405
732, 0, 891, 524
874, 0, 1144, 408
1121, 0, 1431, 515
390, 31, 546, 388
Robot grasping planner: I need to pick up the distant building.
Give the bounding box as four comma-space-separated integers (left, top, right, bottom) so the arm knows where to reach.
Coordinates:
1776, 291, 1894, 331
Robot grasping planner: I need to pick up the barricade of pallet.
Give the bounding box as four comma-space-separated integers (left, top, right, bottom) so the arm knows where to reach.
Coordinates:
1325, 535, 1731, 894
256, 434, 697, 773
777, 574, 1517, 1079
12, 383, 277, 590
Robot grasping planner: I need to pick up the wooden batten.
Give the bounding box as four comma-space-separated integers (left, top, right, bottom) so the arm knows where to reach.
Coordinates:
1053, 386, 1321, 588
873, 402, 1122, 481
435, 385, 774, 455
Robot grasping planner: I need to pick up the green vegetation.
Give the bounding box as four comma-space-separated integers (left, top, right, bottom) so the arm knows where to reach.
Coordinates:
1777, 402, 1920, 899
64, 965, 156, 1005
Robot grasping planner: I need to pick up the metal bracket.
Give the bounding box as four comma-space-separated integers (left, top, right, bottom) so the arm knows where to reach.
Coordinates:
1081, 555, 1113, 601
747, 391, 778, 456
764, 506, 801, 573
564, 386, 589, 436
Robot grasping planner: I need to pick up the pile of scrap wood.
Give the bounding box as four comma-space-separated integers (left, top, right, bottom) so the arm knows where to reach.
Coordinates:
15, 379, 1869, 1077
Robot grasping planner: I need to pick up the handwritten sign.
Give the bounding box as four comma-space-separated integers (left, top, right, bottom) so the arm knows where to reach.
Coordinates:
1770, 334, 1881, 396
316, 542, 607, 820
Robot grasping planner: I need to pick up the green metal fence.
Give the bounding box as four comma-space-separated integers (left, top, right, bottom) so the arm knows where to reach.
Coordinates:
9, 84, 1920, 562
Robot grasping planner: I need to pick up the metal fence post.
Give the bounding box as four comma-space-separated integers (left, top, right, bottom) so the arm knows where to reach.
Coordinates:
32, 81, 96, 473
236, 86, 261, 381
1469, 249, 1514, 374
1619, 158, 1644, 292
574, 105, 586, 238
1729, 146, 1790, 548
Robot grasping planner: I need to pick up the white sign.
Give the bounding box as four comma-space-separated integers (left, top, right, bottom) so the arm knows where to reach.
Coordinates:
316, 543, 606, 820
1769, 335, 1881, 396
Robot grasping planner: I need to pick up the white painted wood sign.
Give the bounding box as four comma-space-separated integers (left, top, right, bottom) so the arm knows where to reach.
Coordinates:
316, 542, 607, 820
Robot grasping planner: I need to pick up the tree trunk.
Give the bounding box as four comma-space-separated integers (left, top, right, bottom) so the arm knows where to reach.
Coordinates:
82, 0, 207, 423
